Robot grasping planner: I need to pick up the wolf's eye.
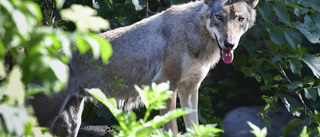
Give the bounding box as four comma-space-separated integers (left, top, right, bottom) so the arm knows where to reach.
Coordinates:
215, 15, 223, 21
238, 16, 245, 22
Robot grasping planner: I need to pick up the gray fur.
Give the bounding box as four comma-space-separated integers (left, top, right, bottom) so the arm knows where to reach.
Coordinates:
30, 0, 258, 136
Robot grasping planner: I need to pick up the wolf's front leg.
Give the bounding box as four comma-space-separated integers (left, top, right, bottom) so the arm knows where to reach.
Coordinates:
178, 83, 199, 130
160, 90, 178, 134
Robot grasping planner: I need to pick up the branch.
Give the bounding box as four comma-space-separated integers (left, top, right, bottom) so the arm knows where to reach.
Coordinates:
264, 39, 313, 114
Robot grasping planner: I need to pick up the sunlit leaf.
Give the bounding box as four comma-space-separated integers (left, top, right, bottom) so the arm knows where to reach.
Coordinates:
0, 0, 14, 13
132, 0, 147, 11
12, 10, 29, 40
280, 95, 302, 116
89, 33, 112, 64
302, 54, 320, 78
60, 4, 109, 33
86, 88, 122, 116
48, 58, 69, 89
0, 105, 29, 136
248, 121, 267, 137
83, 35, 100, 59
23, 2, 42, 23
55, 0, 65, 9
149, 108, 191, 128
6, 67, 25, 106
300, 126, 309, 137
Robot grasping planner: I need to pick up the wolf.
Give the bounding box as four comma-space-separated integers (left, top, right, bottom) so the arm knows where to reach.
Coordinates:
29, 0, 258, 136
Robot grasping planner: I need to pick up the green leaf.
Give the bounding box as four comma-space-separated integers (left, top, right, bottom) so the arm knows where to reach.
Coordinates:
60, 4, 109, 33
76, 34, 90, 54
289, 58, 302, 76
271, 3, 290, 24
23, 1, 42, 23
92, 0, 110, 16
0, 60, 5, 78
89, 33, 112, 64
300, 126, 309, 137
295, 15, 320, 44
303, 76, 315, 86
288, 81, 303, 91
302, 54, 320, 78
86, 88, 122, 117
0, 40, 4, 58
294, 8, 309, 17
298, 0, 320, 13
269, 28, 287, 46
257, 1, 273, 22
271, 55, 281, 64
318, 85, 320, 97
282, 118, 301, 136
83, 35, 100, 59
135, 82, 172, 110
0, 0, 14, 13
241, 38, 257, 59
150, 108, 191, 128
282, 28, 302, 49
186, 123, 223, 136
279, 94, 302, 116
304, 87, 317, 101
55, 0, 65, 9
48, 58, 69, 90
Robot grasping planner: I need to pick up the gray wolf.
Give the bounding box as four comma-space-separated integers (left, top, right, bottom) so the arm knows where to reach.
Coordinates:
29, 0, 258, 136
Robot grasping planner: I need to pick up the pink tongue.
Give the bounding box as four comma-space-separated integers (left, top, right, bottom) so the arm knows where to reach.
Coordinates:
222, 50, 234, 64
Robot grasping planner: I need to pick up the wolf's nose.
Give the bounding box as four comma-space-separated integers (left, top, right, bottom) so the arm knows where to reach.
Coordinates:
224, 41, 234, 49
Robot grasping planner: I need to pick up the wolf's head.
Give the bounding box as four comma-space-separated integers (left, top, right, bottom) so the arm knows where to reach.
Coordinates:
204, 0, 258, 64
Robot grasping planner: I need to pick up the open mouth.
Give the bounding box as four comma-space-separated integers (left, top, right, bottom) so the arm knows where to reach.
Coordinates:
222, 50, 234, 64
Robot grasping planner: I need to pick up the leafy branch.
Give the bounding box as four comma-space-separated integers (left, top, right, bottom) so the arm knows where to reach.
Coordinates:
264, 39, 313, 114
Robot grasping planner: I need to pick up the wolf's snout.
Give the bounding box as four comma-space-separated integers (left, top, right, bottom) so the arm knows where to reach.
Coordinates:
224, 41, 234, 49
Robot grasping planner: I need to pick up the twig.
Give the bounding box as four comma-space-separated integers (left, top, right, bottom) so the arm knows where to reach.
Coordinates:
264, 39, 313, 114
146, 0, 149, 17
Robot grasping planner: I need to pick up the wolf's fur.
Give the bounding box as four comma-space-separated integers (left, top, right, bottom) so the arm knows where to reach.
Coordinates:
30, 0, 258, 136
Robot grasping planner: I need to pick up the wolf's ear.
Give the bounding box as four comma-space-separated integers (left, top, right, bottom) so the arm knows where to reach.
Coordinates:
246, 0, 259, 8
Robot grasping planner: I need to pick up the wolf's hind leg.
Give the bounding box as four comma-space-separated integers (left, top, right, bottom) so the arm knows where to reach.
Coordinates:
50, 89, 86, 137
153, 67, 179, 134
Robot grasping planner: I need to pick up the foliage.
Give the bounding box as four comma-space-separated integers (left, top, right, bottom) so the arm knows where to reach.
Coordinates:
248, 121, 267, 137
0, 0, 111, 136
1, 0, 320, 136
87, 82, 223, 137
233, 0, 320, 135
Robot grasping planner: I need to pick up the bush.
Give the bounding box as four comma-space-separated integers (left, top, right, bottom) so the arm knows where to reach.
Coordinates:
0, 0, 111, 136
1, 0, 320, 136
